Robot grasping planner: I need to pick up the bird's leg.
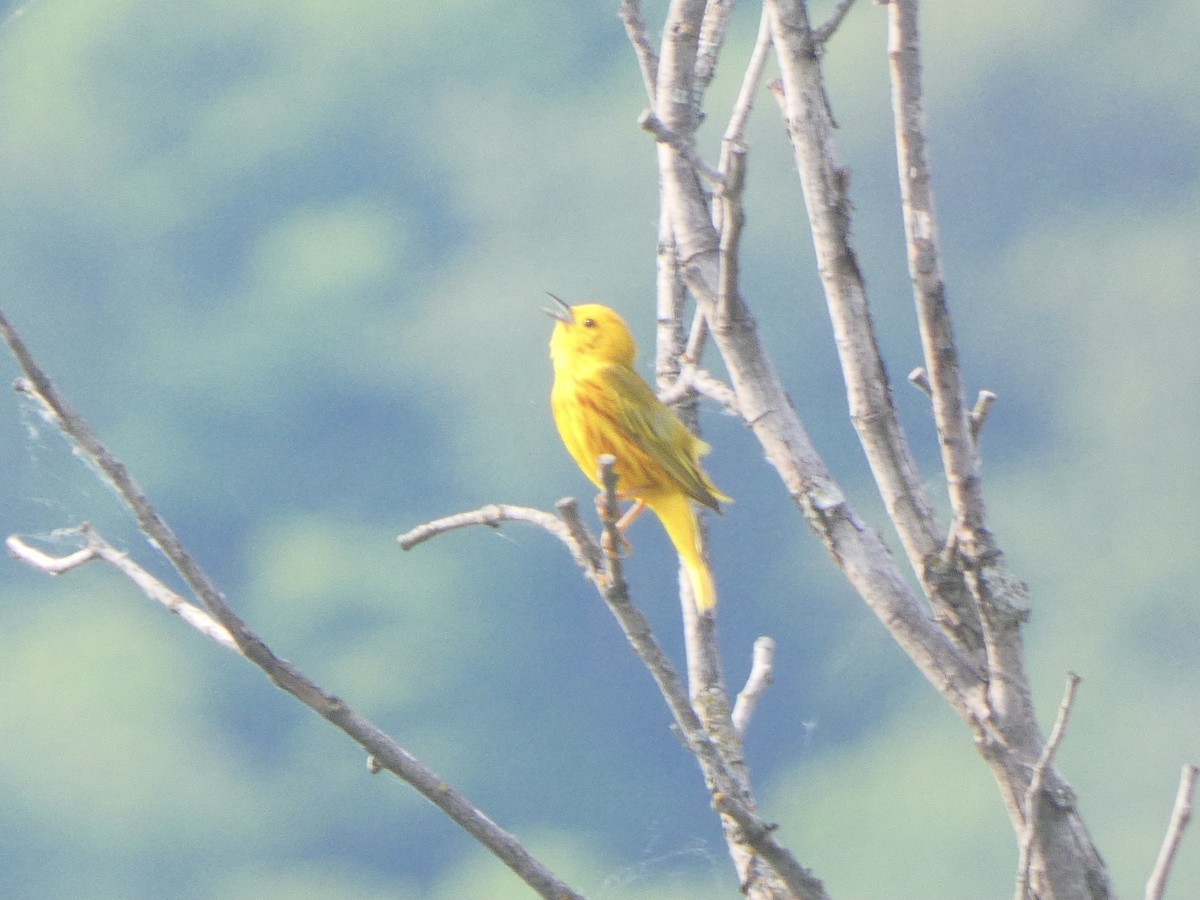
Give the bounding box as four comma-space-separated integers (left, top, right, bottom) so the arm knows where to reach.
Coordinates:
616, 500, 647, 534
596, 493, 639, 558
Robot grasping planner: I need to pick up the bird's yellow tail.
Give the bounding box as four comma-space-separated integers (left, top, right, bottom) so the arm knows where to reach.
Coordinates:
647, 492, 717, 613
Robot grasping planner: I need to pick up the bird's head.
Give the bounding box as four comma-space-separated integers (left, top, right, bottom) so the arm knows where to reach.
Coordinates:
545, 294, 637, 369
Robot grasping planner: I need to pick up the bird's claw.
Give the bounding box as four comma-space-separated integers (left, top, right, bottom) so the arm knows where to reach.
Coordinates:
601, 528, 633, 559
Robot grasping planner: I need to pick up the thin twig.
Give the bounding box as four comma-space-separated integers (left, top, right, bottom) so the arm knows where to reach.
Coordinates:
723, 8, 773, 149
399, 500, 608, 588
638, 109, 724, 185
618, 0, 658, 102
398, 503, 556, 550
399, 500, 608, 589
707, 7, 769, 354
1015, 672, 1081, 900
5, 532, 96, 573
732, 636, 776, 736
813, 0, 858, 44
0, 308, 586, 900
10, 526, 239, 651
658, 363, 742, 417
596, 455, 631, 595
907, 366, 932, 397
970, 390, 997, 443
1146, 764, 1199, 900
683, 306, 709, 363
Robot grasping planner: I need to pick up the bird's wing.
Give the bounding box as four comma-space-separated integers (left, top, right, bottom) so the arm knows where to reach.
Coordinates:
599, 363, 724, 511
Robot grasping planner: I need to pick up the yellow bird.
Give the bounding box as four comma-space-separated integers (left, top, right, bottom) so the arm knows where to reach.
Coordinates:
546, 295, 729, 613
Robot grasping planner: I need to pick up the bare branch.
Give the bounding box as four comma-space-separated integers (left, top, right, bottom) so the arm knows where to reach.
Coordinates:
715, 142, 748, 326
592, 452, 825, 900
398, 503, 561, 550
689, 364, 742, 415
655, 210, 689, 384
694, 0, 735, 97
618, 0, 658, 102
887, 0, 987, 554
6, 532, 96, 573
813, 0, 857, 45
908, 366, 932, 397
553, 498, 605, 575
658, 362, 742, 417
638, 108, 724, 185
11, 526, 239, 651
596, 454, 631, 592
683, 304, 709, 363
708, 8, 769, 357
732, 636, 776, 736
2, 309, 258, 657
1015, 672, 1081, 900
765, 1, 977, 650
0, 308, 586, 900
632, 0, 994, 740
723, 8, 773, 149
970, 390, 998, 443
398, 500, 609, 589
1146, 764, 1200, 900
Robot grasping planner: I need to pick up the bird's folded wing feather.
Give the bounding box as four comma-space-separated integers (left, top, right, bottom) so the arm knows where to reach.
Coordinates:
599, 364, 722, 511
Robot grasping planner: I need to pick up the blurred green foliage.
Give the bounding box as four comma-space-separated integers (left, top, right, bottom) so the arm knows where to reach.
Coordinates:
1, 0, 1198, 897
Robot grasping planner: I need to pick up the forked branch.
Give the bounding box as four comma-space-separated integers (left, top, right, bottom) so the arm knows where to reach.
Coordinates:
0, 308, 585, 900
403, 452, 827, 899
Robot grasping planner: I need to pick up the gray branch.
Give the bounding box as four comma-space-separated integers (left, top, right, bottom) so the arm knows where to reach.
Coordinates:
0, 308, 586, 900
1146, 764, 1199, 900
732, 636, 776, 736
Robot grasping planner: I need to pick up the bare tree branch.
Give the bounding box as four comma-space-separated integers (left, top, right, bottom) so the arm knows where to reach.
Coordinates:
813, 0, 857, 45
644, 8, 824, 896
642, 0, 991, 741
397, 501, 606, 581
10, 526, 240, 651
639, 109, 724, 185
597, 456, 829, 899
879, 7, 1113, 895
618, 0, 658, 101
6, 531, 97, 574
715, 141, 748, 326
1146, 764, 1199, 900
398, 503, 566, 551
765, 3, 927, 528
908, 366, 933, 397
887, 0, 987, 552
553, 497, 606, 575
723, 8, 773, 149
658, 362, 742, 417
970, 390, 998, 444
733, 636, 776, 736
694, 0, 735, 98
0, 308, 586, 900
1015, 672, 1081, 900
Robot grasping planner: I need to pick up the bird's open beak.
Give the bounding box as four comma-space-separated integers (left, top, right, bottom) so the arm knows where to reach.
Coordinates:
542, 292, 573, 324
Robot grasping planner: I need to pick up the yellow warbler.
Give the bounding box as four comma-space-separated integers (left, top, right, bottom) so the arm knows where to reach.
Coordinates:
546, 295, 729, 613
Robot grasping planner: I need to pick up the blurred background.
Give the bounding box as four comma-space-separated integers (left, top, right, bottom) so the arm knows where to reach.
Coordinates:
1, 0, 1197, 897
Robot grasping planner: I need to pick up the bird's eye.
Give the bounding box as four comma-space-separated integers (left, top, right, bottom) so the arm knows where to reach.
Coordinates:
582, 318, 596, 328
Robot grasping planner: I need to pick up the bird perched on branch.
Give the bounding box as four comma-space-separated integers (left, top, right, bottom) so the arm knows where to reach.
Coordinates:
546, 294, 728, 613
